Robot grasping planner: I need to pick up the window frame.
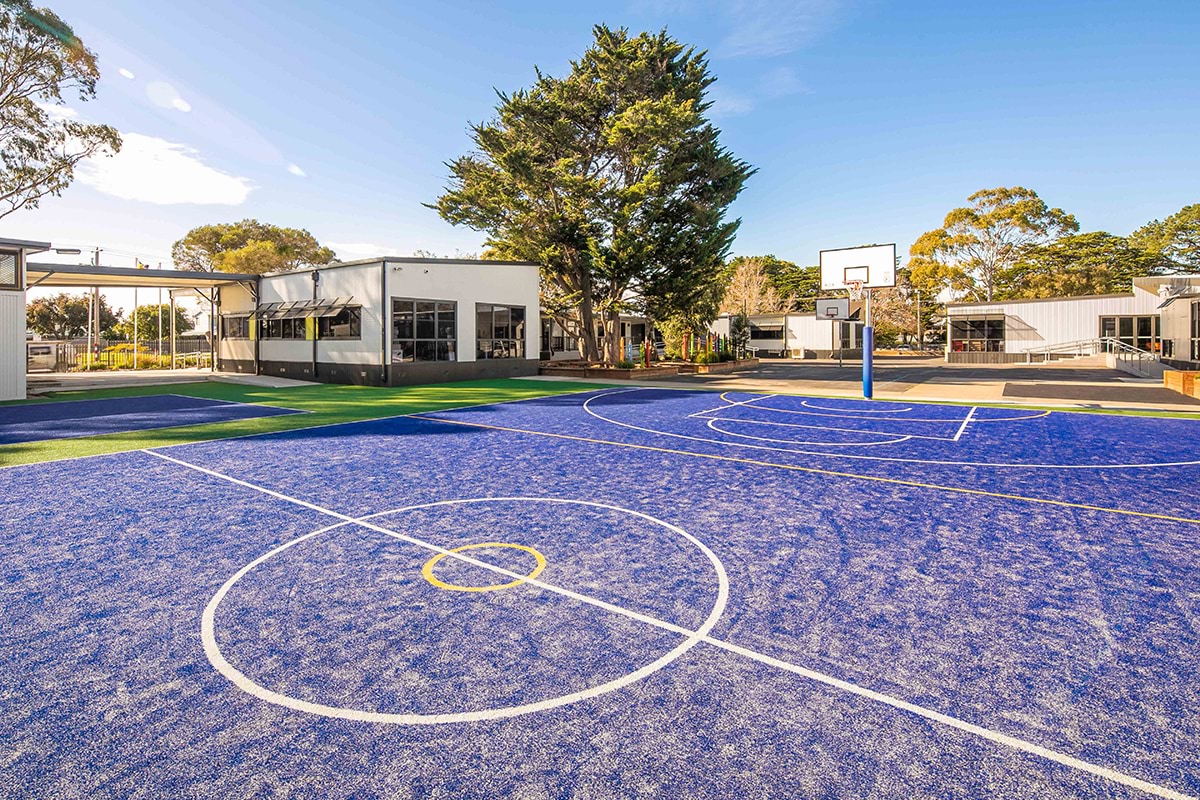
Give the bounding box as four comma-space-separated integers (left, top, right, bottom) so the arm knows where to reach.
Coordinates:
391, 297, 457, 363
476, 303, 527, 360
317, 306, 362, 340
950, 314, 1005, 353
220, 314, 251, 339
0, 250, 19, 290
1191, 301, 1200, 362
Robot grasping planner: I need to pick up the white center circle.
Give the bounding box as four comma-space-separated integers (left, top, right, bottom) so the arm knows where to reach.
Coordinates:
201, 497, 728, 724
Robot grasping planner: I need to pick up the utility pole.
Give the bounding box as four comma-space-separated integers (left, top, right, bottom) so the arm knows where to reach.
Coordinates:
916, 289, 923, 350
89, 247, 102, 368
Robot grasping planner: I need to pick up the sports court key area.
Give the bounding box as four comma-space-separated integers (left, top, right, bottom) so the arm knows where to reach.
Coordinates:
2, 385, 1199, 798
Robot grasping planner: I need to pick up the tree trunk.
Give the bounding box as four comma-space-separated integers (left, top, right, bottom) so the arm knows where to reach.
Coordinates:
577, 280, 600, 362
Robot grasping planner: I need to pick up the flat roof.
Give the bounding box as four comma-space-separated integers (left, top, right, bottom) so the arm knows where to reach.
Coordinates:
0, 237, 52, 253
263, 256, 540, 276
946, 292, 1134, 309
26, 262, 260, 290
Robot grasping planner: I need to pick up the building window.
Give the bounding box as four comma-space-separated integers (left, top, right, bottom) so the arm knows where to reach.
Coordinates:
749, 324, 785, 340
477, 304, 526, 359
1192, 301, 1200, 362
540, 318, 579, 355
392, 298, 456, 362
260, 318, 307, 339
1100, 315, 1160, 352
317, 306, 361, 340
950, 315, 1005, 352
221, 315, 250, 339
0, 251, 17, 289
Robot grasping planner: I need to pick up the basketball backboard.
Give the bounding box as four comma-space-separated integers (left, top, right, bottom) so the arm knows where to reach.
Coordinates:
820, 244, 897, 292
815, 298, 850, 320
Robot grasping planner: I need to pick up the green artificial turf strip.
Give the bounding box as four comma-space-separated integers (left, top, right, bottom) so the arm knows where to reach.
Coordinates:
0, 378, 612, 468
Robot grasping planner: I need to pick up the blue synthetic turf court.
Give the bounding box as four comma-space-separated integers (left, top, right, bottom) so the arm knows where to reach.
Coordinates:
1, 387, 1198, 798
0, 393, 302, 445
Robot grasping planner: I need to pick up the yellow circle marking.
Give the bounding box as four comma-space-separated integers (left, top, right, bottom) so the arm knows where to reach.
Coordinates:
421, 542, 547, 592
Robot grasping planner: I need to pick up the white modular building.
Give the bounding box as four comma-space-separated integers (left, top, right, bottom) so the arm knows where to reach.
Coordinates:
710, 312, 865, 358
217, 257, 541, 385
943, 280, 1184, 363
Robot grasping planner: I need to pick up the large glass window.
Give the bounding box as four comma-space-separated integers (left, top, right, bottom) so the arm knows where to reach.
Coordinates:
1191, 301, 1200, 362
260, 318, 306, 339
476, 304, 526, 359
317, 307, 361, 340
221, 315, 250, 339
0, 251, 17, 289
392, 298, 456, 362
950, 315, 1005, 352
1100, 315, 1159, 352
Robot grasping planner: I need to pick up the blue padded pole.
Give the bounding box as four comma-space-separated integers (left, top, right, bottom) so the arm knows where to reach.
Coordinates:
862, 288, 874, 399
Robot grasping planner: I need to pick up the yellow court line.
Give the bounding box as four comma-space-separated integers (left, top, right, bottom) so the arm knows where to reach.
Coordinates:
422, 542, 547, 592
415, 416, 1200, 526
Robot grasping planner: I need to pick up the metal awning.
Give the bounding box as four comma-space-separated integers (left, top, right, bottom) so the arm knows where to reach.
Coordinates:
247, 297, 355, 321
25, 261, 260, 290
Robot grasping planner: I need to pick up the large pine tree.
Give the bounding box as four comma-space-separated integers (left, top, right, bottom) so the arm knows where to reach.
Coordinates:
433, 25, 754, 362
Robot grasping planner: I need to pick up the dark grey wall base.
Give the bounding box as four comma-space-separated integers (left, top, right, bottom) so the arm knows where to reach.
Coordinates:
260, 360, 318, 380
257, 359, 539, 386
218, 359, 256, 374
1164, 357, 1200, 371
387, 358, 539, 386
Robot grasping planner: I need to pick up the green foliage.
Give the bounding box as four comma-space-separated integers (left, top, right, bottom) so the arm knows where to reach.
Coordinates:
25, 291, 118, 338
110, 304, 194, 340
433, 25, 754, 362
1130, 203, 1200, 272
172, 219, 336, 274
615, 359, 636, 369
694, 350, 720, 364
657, 314, 709, 359
1000, 231, 1169, 298
0, 0, 121, 218
910, 187, 1078, 301
768, 263, 821, 311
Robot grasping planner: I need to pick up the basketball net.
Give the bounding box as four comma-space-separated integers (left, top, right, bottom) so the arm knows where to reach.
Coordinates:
847, 280, 865, 301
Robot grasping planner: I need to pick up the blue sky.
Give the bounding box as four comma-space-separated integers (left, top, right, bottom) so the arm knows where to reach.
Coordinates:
4, 0, 1199, 275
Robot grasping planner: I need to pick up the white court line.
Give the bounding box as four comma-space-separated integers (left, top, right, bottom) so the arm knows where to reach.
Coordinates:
688, 393, 769, 418
801, 399, 914, 413
706, 419, 913, 447
144, 447, 1194, 800
579, 389, 1200, 470
715, 391, 1050, 424
953, 406, 978, 442
704, 414, 953, 442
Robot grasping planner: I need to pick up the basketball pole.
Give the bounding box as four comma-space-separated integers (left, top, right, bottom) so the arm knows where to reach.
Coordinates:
862, 288, 874, 399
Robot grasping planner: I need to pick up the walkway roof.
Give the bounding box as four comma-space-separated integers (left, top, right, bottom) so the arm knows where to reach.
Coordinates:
26, 262, 259, 290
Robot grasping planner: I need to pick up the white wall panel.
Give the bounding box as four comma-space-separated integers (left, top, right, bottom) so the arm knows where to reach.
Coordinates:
0, 292, 25, 400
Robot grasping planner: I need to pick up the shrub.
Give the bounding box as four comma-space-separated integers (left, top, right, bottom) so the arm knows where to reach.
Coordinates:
615, 359, 636, 369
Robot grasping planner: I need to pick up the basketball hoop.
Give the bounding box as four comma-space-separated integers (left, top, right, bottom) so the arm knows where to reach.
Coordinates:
847, 280, 865, 301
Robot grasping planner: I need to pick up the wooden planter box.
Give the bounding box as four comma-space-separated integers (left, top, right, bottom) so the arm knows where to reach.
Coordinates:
1164, 370, 1200, 398
677, 358, 760, 375
538, 364, 681, 380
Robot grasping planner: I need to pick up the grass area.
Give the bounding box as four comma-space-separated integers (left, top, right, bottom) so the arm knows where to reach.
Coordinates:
0, 378, 611, 469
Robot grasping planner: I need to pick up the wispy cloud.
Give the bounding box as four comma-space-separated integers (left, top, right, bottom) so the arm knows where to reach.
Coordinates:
327, 242, 406, 260
77, 132, 254, 205
720, 0, 845, 58
287, 163, 307, 177
707, 87, 756, 118
759, 66, 808, 98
